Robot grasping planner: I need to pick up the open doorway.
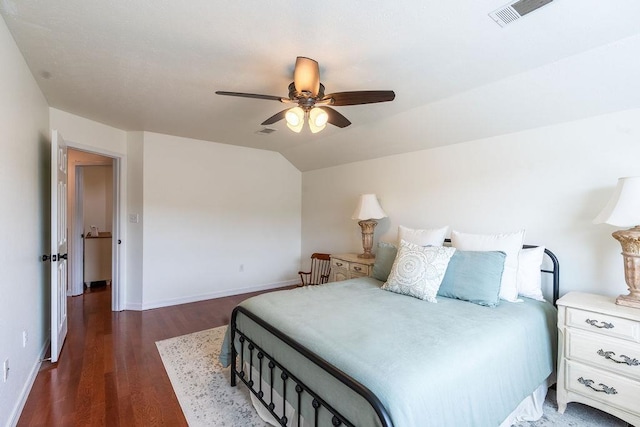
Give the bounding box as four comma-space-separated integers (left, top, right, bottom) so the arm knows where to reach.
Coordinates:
66, 148, 118, 306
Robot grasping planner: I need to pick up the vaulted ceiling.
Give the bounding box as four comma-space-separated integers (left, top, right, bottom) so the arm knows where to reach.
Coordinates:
2, 0, 639, 171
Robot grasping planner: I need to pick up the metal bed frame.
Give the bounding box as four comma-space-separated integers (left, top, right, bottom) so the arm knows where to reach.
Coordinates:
230, 245, 560, 427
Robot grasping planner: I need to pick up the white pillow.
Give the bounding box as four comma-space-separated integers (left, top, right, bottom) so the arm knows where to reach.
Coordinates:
397, 225, 448, 246
517, 246, 545, 301
450, 229, 525, 302
382, 240, 456, 302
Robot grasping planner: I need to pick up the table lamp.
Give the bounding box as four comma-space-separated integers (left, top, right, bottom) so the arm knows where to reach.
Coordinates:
594, 176, 640, 308
352, 194, 387, 259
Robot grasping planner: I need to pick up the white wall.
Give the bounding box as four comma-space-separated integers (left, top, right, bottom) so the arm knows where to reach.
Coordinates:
0, 17, 50, 427
48, 111, 305, 311
82, 165, 113, 234
302, 108, 640, 299
140, 132, 302, 309
49, 109, 128, 155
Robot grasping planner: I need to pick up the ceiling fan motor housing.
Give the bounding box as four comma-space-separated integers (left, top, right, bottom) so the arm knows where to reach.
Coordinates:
288, 82, 326, 109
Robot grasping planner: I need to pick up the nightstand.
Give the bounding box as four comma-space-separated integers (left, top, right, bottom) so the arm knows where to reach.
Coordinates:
557, 292, 640, 426
329, 254, 374, 282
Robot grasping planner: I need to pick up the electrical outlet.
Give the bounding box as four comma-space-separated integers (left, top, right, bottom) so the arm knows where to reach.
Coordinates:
3, 359, 8, 382
23, 330, 28, 348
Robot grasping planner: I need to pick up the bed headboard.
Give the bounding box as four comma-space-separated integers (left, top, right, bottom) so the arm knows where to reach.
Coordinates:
443, 239, 560, 306
524, 245, 560, 306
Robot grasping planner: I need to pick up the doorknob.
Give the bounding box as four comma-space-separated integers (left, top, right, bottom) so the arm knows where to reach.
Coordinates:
41, 254, 50, 262
42, 254, 58, 262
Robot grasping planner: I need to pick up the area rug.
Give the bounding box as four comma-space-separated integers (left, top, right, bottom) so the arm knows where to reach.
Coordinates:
156, 327, 628, 427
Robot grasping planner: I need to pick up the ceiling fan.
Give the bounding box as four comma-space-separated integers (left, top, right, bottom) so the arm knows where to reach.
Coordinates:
216, 57, 395, 133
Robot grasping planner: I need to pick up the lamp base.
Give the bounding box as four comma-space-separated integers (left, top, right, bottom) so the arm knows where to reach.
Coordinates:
357, 219, 378, 260
616, 294, 640, 308
612, 226, 640, 310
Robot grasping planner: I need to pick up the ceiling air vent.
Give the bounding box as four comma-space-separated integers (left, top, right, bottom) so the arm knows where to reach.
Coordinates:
255, 128, 277, 135
489, 0, 553, 27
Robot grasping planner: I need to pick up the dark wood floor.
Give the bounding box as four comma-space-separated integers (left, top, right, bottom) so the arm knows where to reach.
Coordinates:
18, 285, 286, 426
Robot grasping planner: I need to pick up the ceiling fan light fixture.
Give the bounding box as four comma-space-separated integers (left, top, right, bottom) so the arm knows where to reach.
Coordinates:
285, 106, 304, 133
308, 121, 325, 134
309, 108, 328, 133
293, 57, 320, 97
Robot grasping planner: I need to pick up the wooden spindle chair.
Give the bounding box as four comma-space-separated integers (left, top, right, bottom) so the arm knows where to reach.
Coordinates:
298, 253, 331, 286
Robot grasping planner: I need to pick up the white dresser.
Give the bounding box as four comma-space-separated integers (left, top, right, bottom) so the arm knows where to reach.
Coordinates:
329, 254, 374, 282
557, 292, 640, 426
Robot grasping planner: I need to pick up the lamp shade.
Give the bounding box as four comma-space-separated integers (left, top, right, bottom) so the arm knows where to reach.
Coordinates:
594, 177, 640, 227
352, 194, 387, 220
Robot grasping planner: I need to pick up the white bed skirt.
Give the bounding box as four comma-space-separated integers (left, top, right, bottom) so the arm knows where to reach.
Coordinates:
499, 374, 554, 427
247, 363, 301, 426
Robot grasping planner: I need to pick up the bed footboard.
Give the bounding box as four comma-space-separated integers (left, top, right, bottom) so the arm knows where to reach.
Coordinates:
230, 306, 393, 427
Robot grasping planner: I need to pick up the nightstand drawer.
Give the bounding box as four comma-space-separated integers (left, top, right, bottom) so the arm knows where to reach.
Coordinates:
566, 307, 640, 342
565, 360, 640, 415
329, 254, 375, 282
331, 258, 348, 269
349, 262, 370, 275
566, 329, 640, 380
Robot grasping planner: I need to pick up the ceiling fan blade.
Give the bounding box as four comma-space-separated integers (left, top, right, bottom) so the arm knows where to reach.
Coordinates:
293, 57, 320, 97
215, 91, 283, 102
261, 109, 289, 125
319, 107, 351, 128
324, 90, 395, 106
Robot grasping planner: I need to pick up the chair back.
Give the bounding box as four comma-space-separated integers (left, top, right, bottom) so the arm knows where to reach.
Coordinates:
305, 253, 331, 285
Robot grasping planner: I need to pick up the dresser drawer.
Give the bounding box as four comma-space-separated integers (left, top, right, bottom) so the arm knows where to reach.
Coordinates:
565, 360, 640, 415
566, 329, 640, 380
566, 307, 640, 342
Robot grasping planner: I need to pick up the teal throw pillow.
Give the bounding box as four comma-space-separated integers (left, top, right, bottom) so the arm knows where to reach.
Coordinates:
372, 242, 397, 282
438, 250, 506, 307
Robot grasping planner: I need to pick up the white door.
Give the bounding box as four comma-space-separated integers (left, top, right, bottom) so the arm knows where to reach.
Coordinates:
70, 166, 84, 296
50, 130, 68, 363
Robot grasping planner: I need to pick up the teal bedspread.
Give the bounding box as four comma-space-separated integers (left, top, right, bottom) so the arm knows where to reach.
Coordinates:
221, 277, 557, 426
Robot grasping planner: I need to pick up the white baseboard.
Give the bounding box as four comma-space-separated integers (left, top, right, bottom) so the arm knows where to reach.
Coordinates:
8, 338, 49, 427
123, 302, 143, 311
127, 279, 299, 311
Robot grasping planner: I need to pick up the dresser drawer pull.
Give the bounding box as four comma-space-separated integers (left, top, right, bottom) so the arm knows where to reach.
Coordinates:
585, 319, 614, 329
353, 266, 362, 272
597, 349, 640, 366
577, 377, 618, 395
335, 262, 343, 267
